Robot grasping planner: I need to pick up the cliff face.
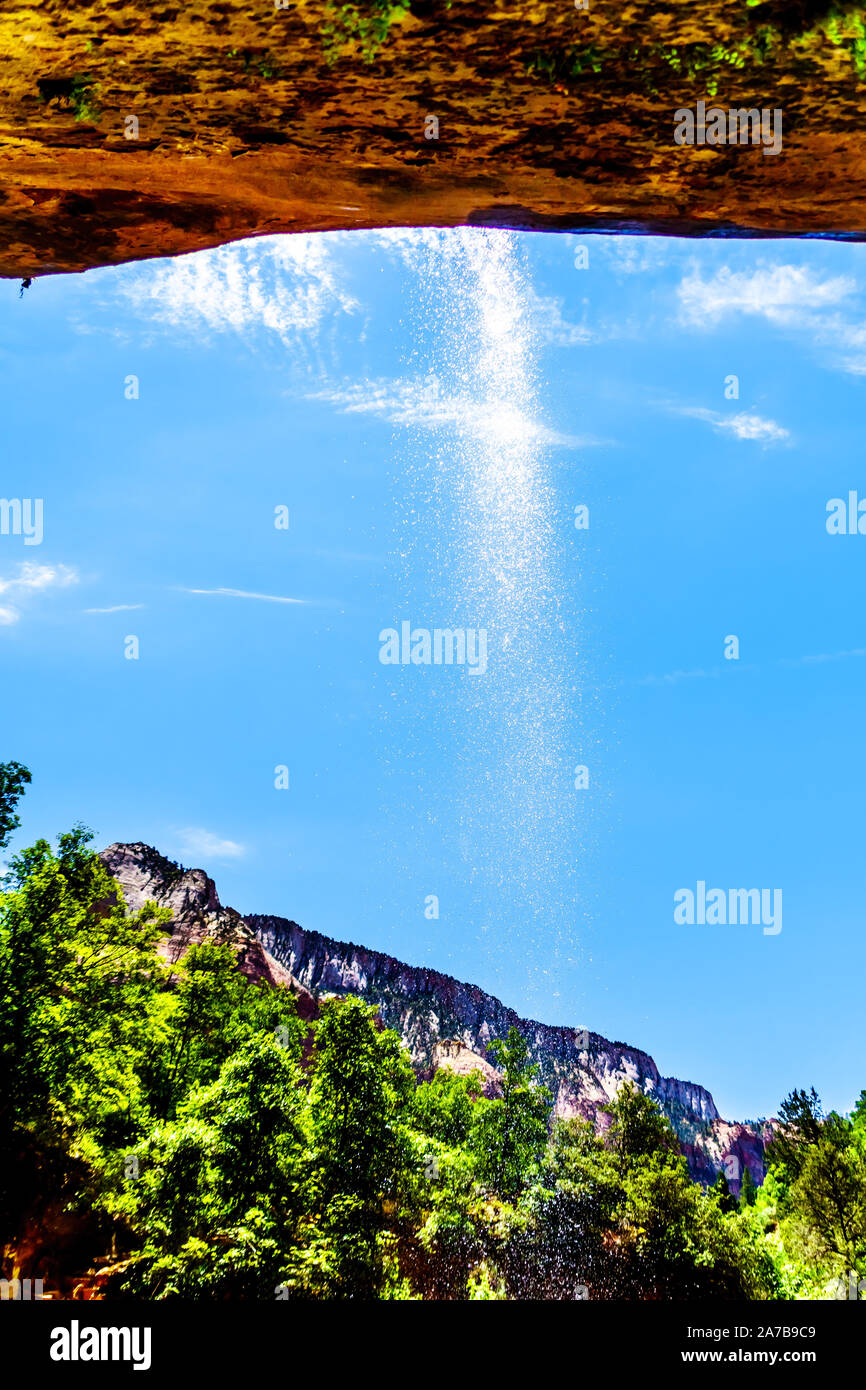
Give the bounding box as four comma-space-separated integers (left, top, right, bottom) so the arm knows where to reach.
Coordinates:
99, 842, 317, 1014
250, 911, 720, 1129
100, 842, 766, 1191
2, 1, 866, 277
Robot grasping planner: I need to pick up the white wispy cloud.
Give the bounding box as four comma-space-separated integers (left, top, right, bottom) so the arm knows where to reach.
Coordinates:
677, 264, 855, 327
641, 647, 866, 685
717, 412, 789, 443
174, 828, 245, 861
180, 587, 307, 605
0, 563, 78, 596
0, 563, 78, 625
781, 646, 866, 667
370, 227, 467, 274
120, 234, 359, 350
597, 237, 676, 277
521, 285, 595, 346
675, 261, 866, 373
85, 603, 144, 614
669, 405, 789, 445
638, 668, 720, 687
806, 311, 866, 375
308, 375, 593, 448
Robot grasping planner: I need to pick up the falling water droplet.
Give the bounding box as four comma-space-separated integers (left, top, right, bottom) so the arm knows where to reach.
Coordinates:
383, 229, 589, 1002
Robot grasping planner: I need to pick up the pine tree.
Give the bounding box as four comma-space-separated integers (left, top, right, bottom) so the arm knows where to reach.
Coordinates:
739, 1165, 758, 1209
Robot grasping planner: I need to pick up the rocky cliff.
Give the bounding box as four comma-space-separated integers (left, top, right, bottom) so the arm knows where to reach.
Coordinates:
100, 841, 768, 1191
3, 1, 866, 278
100, 841, 318, 1016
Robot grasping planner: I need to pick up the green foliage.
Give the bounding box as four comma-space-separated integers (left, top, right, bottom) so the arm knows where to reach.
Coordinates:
740, 1165, 759, 1209
69, 77, 101, 123
0, 824, 170, 1237
36, 74, 100, 122
764, 1086, 866, 1287
467, 1261, 507, 1299
602, 1079, 679, 1172
524, 45, 603, 86
794, 4, 866, 77
502, 1117, 621, 1298
712, 1170, 739, 1215
765, 1087, 825, 1178
306, 996, 415, 1297
411, 1065, 484, 1147
788, 1141, 866, 1272
525, 6, 866, 98
471, 1027, 551, 1198
0, 760, 31, 853
0, 804, 859, 1300
120, 1035, 310, 1298
226, 48, 282, 80
321, 0, 412, 66
0, 825, 168, 1133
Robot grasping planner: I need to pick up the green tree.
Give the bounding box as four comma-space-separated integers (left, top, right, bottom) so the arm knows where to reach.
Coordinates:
765, 1087, 866, 1283
122, 1033, 310, 1298
620, 1151, 775, 1299
712, 1170, 739, 1215
739, 1164, 759, 1209
307, 996, 415, 1297
765, 1088, 824, 1180
151, 940, 266, 1119
602, 1081, 679, 1174
852, 1091, 866, 1160
0, 826, 171, 1245
411, 1066, 485, 1148
471, 1027, 552, 1198
786, 1141, 866, 1274
504, 1117, 620, 1299
0, 827, 168, 1139
0, 760, 31, 853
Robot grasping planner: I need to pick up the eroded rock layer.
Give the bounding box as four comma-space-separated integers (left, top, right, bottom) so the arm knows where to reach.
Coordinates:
3, 1, 866, 276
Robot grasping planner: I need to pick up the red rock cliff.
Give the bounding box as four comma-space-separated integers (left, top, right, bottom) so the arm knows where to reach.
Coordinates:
3, 0, 866, 277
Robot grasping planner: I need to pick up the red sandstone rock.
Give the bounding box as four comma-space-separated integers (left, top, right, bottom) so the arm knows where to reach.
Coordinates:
2, 1, 866, 279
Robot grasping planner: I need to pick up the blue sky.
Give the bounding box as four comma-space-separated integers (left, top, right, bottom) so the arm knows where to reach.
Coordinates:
1, 228, 863, 1122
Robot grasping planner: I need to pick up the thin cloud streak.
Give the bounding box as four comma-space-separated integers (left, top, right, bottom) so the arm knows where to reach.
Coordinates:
308, 374, 596, 449
661, 400, 789, 442
671, 404, 790, 444
85, 604, 145, 614
640, 647, 866, 685
180, 587, 309, 605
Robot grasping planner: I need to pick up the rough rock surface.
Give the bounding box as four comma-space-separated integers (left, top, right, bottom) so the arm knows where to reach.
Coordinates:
684, 1118, 775, 1189
101, 841, 767, 1190
2, 1, 866, 278
99, 841, 317, 1015
431, 1039, 503, 1098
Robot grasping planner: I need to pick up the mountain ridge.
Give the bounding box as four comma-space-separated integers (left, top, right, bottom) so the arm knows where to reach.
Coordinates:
99, 840, 769, 1194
